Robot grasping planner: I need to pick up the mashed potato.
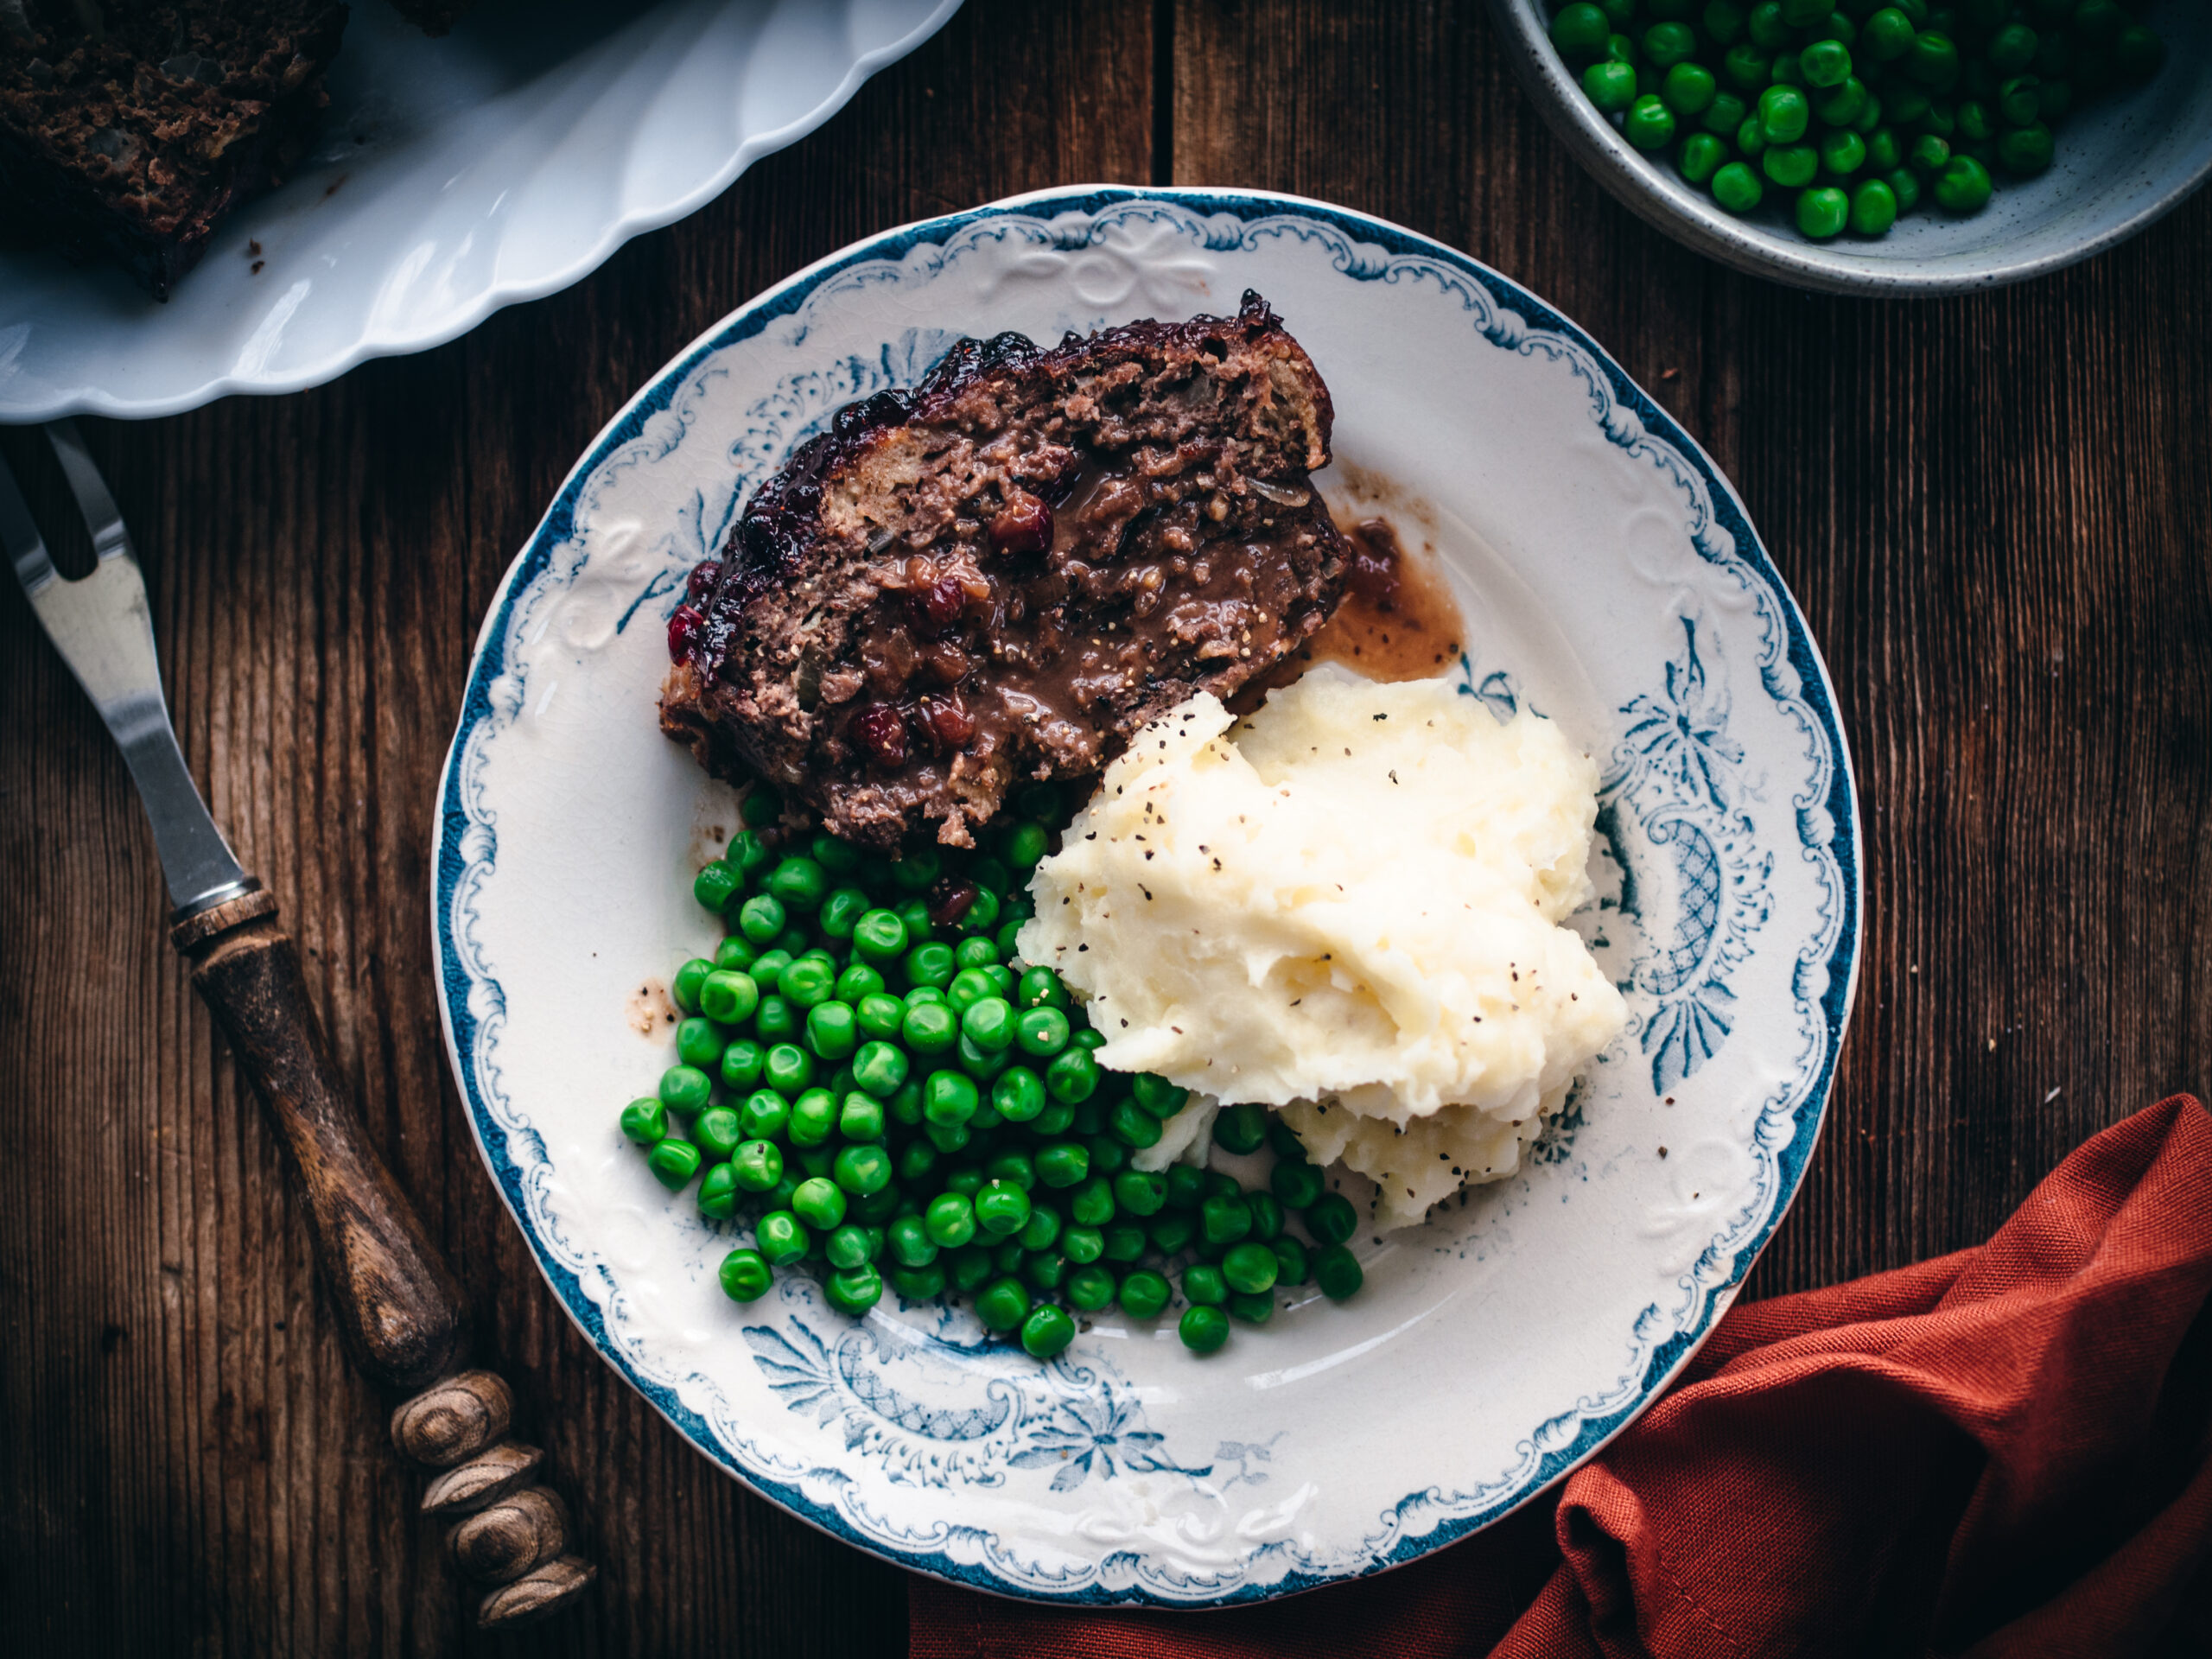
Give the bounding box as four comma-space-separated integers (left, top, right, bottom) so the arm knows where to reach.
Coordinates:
1019, 666, 1625, 1230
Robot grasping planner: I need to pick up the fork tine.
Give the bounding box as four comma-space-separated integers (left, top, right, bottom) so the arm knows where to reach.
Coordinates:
44, 418, 135, 565
0, 444, 60, 596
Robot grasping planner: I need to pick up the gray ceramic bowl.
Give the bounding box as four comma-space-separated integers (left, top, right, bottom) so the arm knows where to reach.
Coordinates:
1490, 0, 2212, 294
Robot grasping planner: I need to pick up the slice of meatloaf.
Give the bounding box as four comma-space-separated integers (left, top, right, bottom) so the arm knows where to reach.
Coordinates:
661, 290, 1351, 850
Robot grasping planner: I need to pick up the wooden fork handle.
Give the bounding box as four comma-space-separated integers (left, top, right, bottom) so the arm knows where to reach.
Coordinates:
172, 885, 595, 1626
173, 885, 467, 1389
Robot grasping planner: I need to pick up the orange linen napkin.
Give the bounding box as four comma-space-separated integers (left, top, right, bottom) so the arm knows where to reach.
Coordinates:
912, 1095, 2212, 1658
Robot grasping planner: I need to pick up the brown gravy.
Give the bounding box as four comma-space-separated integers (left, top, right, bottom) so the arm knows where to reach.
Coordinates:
1266, 515, 1465, 690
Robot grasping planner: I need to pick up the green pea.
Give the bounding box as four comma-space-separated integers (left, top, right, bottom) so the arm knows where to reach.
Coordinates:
735, 1089, 785, 1143
1865, 5, 1916, 60
1698, 89, 1747, 138
1071, 1028, 1108, 1052
1271, 1158, 1325, 1210
841, 1041, 902, 1101
1103, 1224, 1147, 1264
824, 1264, 883, 1316
1163, 1165, 1205, 1211
712, 1039, 760, 1092
1016, 967, 1070, 1010
850, 909, 907, 962
1638, 20, 1695, 67
673, 1016, 721, 1070
1182, 1263, 1228, 1306
887, 1214, 938, 1268
961, 996, 1018, 1053
1904, 29, 1958, 89
1624, 93, 1677, 149
1552, 1, 1612, 54
1066, 1265, 1116, 1312
945, 1243, 993, 1294
788, 1089, 836, 1148
658, 1065, 711, 1115
747, 948, 793, 986
697, 1163, 740, 1219
1800, 38, 1852, 88
817, 887, 868, 941
1012, 1006, 1070, 1058
794, 1143, 836, 1180
1313, 1243, 1364, 1300
1798, 182, 1852, 239
995, 917, 1026, 960
2114, 23, 2164, 81
1848, 176, 1898, 233
924, 1070, 980, 1128
1019, 1204, 1062, 1255
975, 1179, 1033, 1236
760, 1041, 814, 1097
889, 1262, 946, 1302
693, 860, 743, 913
823, 1224, 873, 1270
1032, 1100, 1077, 1137
849, 995, 901, 1046
924, 1121, 972, 1154
1778, 0, 1827, 22
670, 957, 712, 1015
1060, 1224, 1106, 1265
1702, 0, 1747, 44
1045, 1047, 1101, 1105
1819, 129, 1866, 175
1084, 1134, 1128, 1177
901, 1001, 959, 1058
791, 1177, 848, 1231
1270, 1234, 1311, 1287
1763, 142, 1819, 187
1069, 1176, 1116, 1228
1933, 151, 1992, 212
1583, 57, 1639, 112
1770, 50, 1802, 86
1816, 74, 1868, 127
1864, 125, 1902, 173
1024, 1251, 1070, 1295
1886, 84, 1930, 124
1757, 83, 1809, 143
1212, 1102, 1268, 1156
736, 893, 786, 944
850, 1186, 899, 1227
975, 1276, 1032, 1333
719, 1248, 772, 1302
1996, 122, 2053, 176
726, 1138, 782, 1193
944, 968, 994, 1014
1887, 165, 1922, 211
754, 995, 797, 1044
620, 1098, 667, 1146
688, 1106, 738, 1161
836, 1092, 885, 1144
1679, 130, 1727, 186
1955, 98, 1993, 143
1305, 1192, 1358, 1247
756, 1211, 809, 1266
1034, 1142, 1090, 1189
992, 1066, 1046, 1125
1718, 41, 1768, 89
647, 1138, 701, 1192
1659, 60, 1717, 116
1746, 0, 1789, 46
1103, 1099, 1159, 1151
805, 1001, 859, 1061
886, 847, 938, 892
1200, 1193, 1253, 1249
924, 1192, 977, 1249
1910, 131, 1950, 175
1112, 1170, 1166, 1217
1130, 1073, 1188, 1118
762, 856, 826, 912
1245, 1191, 1284, 1243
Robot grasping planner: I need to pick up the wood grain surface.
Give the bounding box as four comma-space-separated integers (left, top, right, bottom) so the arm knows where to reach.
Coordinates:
2, 2, 2207, 1653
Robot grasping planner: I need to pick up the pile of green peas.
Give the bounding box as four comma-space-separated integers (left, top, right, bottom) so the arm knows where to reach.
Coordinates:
620, 785, 1365, 1360
1546, 0, 2166, 240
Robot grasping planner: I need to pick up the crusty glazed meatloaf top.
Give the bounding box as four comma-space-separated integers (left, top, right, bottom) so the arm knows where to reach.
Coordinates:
660, 290, 1350, 849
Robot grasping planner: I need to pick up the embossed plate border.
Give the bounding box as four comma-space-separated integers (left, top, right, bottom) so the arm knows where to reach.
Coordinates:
432, 186, 1862, 1605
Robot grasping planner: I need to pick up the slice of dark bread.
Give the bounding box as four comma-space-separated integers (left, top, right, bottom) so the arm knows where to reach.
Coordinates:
661, 291, 1351, 850
0, 0, 348, 299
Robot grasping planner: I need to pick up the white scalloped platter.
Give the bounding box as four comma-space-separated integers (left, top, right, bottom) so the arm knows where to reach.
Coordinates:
433, 188, 1862, 1605
0, 0, 960, 421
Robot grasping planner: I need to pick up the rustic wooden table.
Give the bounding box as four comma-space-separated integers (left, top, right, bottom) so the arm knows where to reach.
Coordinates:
3, 2, 2208, 1653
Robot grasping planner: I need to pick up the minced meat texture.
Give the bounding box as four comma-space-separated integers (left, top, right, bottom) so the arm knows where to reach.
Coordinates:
0, 0, 346, 299
660, 291, 1351, 850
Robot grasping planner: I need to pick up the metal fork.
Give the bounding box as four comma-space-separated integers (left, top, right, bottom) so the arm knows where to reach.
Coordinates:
2, 426, 594, 1629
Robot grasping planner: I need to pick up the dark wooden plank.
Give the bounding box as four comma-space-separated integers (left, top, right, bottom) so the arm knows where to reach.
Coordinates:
0, 3, 1154, 1655
1169, 0, 2212, 1304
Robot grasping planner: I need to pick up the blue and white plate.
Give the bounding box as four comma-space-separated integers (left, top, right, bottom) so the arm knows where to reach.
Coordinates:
433, 187, 1861, 1605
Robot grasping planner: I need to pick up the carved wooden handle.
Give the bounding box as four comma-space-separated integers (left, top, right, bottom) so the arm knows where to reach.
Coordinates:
174, 886, 595, 1628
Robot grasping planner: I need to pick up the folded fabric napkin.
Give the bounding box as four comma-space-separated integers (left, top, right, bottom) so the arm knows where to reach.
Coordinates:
911, 1095, 2212, 1659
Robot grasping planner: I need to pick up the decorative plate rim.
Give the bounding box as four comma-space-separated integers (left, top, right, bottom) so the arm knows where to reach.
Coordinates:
6, 0, 966, 423
430, 184, 1865, 1606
